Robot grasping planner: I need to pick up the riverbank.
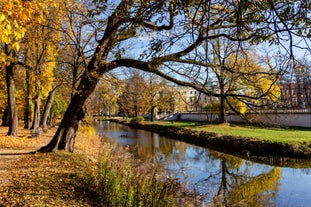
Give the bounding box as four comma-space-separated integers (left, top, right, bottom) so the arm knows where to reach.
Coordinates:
0, 125, 201, 206
109, 119, 311, 166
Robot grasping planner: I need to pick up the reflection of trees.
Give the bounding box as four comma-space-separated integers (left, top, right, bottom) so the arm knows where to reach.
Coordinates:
136, 132, 186, 163
208, 152, 281, 206
228, 168, 281, 207
95, 122, 281, 206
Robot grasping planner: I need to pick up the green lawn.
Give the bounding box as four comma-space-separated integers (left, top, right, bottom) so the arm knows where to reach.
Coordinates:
150, 121, 311, 143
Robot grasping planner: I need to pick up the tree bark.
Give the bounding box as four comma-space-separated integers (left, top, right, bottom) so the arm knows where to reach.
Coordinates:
219, 79, 227, 124
6, 63, 18, 136
40, 87, 56, 130
219, 96, 227, 123
47, 111, 55, 127
38, 74, 98, 152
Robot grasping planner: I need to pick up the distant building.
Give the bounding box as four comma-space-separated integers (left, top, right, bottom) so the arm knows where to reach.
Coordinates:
168, 85, 217, 112
278, 83, 311, 109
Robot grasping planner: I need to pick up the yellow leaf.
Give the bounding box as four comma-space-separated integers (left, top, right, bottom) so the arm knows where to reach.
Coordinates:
12, 42, 20, 51
0, 14, 6, 22
5, 24, 11, 31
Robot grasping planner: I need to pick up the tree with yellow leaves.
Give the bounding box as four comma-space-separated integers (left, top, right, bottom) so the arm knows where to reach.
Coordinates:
226, 52, 281, 112
205, 35, 280, 123
88, 74, 124, 117
16, 0, 65, 131
21, 14, 61, 130
0, 0, 53, 136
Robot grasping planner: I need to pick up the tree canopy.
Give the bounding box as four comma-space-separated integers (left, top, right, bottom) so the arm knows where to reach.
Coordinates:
1, 0, 311, 151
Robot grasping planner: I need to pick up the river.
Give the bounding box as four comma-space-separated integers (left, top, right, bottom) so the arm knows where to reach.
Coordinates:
95, 121, 311, 206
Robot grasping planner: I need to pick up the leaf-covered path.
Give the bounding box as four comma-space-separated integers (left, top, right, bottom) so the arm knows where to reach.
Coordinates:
0, 126, 97, 206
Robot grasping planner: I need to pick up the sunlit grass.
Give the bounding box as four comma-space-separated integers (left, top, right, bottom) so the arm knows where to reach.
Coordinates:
150, 121, 311, 143
196, 124, 311, 143
146, 120, 199, 127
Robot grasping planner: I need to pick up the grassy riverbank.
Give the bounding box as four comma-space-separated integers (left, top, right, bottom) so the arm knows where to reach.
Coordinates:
150, 121, 311, 143
0, 125, 200, 206
108, 118, 311, 163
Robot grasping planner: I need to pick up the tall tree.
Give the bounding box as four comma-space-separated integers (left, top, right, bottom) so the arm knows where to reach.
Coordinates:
88, 75, 124, 116
118, 71, 149, 117
0, 0, 53, 135
39, 0, 308, 152
19, 0, 63, 130
145, 74, 174, 121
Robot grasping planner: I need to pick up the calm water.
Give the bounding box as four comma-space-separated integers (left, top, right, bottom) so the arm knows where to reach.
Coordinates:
95, 121, 311, 206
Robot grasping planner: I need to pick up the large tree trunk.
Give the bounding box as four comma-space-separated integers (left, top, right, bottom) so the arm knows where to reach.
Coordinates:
40, 87, 56, 130
38, 75, 99, 152
6, 63, 18, 136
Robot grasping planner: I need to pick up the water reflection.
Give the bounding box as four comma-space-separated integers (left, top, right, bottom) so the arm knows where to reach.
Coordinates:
95, 121, 311, 206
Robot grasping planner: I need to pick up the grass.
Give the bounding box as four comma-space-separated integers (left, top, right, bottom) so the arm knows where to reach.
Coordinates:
147, 121, 311, 143
0, 124, 201, 207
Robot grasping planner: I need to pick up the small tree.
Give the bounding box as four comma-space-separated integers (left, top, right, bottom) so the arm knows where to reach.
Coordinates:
118, 72, 149, 117
88, 75, 124, 116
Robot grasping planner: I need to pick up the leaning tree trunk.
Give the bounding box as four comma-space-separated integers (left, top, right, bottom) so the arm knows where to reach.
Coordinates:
38, 74, 99, 152
6, 63, 18, 136
40, 87, 57, 130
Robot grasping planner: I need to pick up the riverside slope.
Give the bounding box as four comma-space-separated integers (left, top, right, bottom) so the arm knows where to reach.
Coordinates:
109, 119, 311, 167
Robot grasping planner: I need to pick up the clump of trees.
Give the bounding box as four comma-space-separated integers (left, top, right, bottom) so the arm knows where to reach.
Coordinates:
1, 0, 311, 152
117, 72, 179, 121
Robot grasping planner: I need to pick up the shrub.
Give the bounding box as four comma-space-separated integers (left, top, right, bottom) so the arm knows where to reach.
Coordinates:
130, 116, 144, 125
